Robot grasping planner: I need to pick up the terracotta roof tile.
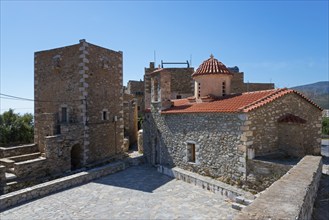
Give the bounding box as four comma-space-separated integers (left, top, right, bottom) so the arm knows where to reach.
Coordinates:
161, 88, 323, 114
192, 55, 232, 77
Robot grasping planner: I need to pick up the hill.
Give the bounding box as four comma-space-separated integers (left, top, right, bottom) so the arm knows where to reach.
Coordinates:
291, 81, 329, 109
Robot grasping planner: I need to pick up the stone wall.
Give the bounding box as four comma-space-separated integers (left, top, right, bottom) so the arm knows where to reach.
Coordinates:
243, 83, 274, 92
34, 40, 124, 167
144, 64, 194, 110
13, 158, 48, 179
0, 165, 5, 194
158, 165, 253, 201
246, 93, 322, 157
34, 42, 82, 153
235, 156, 323, 220
143, 108, 247, 181
123, 93, 138, 145
230, 72, 274, 94
246, 159, 293, 192
85, 42, 124, 163
126, 80, 144, 116
0, 144, 38, 158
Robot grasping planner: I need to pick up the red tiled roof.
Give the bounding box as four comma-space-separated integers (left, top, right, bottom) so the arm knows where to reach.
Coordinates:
161, 88, 323, 114
278, 113, 306, 124
192, 55, 232, 77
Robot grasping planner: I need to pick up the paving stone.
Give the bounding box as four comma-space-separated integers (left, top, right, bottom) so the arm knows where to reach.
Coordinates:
0, 165, 238, 219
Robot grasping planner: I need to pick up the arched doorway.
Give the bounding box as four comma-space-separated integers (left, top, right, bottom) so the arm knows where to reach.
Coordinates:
278, 113, 306, 158
71, 144, 83, 170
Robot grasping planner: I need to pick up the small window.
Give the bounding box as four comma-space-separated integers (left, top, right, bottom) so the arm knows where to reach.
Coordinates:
61, 107, 67, 123
102, 111, 108, 120
187, 143, 196, 163
176, 95, 182, 99
222, 81, 226, 96
198, 83, 201, 98
137, 106, 141, 111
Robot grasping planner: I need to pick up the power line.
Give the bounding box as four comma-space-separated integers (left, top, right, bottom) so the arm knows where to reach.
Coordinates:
0, 93, 84, 103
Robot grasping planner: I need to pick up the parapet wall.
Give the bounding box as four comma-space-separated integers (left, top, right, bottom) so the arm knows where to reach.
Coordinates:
235, 156, 322, 220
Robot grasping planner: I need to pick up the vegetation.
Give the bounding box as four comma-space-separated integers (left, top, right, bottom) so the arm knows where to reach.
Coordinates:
291, 81, 329, 109
0, 109, 34, 147
323, 117, 329, 136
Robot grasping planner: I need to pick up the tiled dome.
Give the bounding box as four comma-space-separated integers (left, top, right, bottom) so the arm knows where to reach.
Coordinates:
192, 54, 232, 77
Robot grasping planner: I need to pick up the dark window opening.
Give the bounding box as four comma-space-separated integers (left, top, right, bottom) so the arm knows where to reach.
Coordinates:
187, 143, 196, 163
222, 81, 226, 96
61, 107, 67, 123
102, 111, 108, 120
176, 95, 182, 99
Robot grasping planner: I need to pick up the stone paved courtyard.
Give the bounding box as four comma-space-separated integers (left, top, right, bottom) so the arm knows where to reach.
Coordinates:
0, 165, 238, 219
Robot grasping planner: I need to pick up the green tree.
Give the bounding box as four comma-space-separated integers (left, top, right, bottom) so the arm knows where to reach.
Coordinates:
0, 109, 34, 146
323, 117, 329, 135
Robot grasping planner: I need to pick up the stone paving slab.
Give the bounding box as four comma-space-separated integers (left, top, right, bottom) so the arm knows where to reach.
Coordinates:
0, 165, 238, 219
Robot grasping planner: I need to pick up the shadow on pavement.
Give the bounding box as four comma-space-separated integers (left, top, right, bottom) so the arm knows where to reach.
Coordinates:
92, 164, 173, 193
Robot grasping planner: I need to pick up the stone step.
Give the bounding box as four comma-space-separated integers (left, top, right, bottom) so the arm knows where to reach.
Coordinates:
8, 152, 42, 162
5, 172, 17, 182
0, 144, 38, 158
0, 152, 42, 173
231, 202, 246, 211
235, 196, 254, 206
0, 158, 15, 172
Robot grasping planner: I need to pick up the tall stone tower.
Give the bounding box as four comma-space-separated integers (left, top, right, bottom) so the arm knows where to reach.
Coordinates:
34, 39, 124, 168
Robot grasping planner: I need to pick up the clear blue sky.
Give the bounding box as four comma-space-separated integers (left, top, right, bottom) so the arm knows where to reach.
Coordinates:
1, 0, 328, 114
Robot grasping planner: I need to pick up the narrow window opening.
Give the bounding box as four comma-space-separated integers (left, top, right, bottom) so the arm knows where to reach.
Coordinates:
222, 81, 226, 96
102, 111, 108, 120
61, 107, 67, 123
198, 83, 201, 98
187, 143, 196, 163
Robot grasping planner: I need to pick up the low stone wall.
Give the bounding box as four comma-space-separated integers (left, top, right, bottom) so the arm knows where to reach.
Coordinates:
0, 144, 38, 158
158, 165, 253, 201
235, 156, 322, 220
13, 158, 48, 179
0, 165, 5, 194
0, 155, 144, 211
246, 159, 293, 192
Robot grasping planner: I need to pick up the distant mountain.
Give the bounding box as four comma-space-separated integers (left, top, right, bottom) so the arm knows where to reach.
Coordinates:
291, 81, 329, 109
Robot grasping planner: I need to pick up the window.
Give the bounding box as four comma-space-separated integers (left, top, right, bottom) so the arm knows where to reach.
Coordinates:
61, 107, 67, 123
102, 111, 107, 120
222, 81, 226, 96
187, 143, 196, 163
198, 83, 201, 98
176, 95, 182, 99
102, 110, 109, 121
137, 106, 141, 111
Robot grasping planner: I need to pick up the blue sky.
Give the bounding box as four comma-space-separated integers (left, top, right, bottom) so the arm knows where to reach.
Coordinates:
1, 0, 328, 114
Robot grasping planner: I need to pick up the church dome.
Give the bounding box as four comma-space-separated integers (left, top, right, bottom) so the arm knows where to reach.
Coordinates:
192, 54, 232, 77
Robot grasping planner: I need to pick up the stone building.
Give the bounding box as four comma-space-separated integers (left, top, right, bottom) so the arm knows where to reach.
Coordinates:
229, 66, 274, 93
125, 80, 144, 117
123, 93, 138, 146
143, 55, 322, 190
144, 62, 195, 110
34, 39, 124, 169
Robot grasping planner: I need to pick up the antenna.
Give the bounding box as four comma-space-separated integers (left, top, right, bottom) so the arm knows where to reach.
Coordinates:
154, 50, 156, 65
190, 54, 192, 66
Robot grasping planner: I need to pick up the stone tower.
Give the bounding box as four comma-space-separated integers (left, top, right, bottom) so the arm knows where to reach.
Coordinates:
34, 39, 124, 168
192, 55, 233, 99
